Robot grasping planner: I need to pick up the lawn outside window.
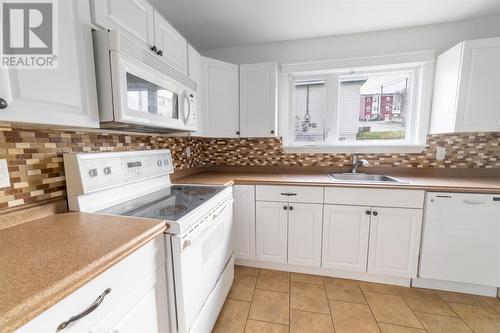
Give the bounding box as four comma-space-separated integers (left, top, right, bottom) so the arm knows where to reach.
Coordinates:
280, 53, 435, 153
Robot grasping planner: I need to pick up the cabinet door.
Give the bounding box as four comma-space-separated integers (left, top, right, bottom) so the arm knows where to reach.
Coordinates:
233, 185, 256, 260
456, 37, 500, 132
201, 57, 239, 138
239, 63, 278, 137
91, 265, 169, 333
322, 205, 370, 272
288, 203, 322, 267
0, 0, 99, 128
153, 11, 188, 74
91, 0, 155, 47
256, 201, 288, 263
367, 207, 422, 278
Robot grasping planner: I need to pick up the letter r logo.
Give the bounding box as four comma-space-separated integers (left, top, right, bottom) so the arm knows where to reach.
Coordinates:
2, 2, 53, 55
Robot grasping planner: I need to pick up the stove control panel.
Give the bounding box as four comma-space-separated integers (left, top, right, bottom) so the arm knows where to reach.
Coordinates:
64, 150, 174, 194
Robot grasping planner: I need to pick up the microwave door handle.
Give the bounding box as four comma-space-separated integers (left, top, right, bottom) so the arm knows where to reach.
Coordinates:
182, 91, 191, 124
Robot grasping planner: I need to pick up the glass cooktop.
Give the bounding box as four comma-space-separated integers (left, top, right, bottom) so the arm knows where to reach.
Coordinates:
98, 185, 225, 221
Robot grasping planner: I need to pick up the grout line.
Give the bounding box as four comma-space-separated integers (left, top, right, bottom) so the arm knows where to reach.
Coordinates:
360, 287, 383, 333
323, 277, 337, 332
398, 291, 426, 330
243, 267, 261, 332
377, 321, 428, 332
439, 303, 477, 332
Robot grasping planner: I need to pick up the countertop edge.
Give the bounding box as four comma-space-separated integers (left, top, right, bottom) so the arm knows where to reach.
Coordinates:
2, 221, 166, 333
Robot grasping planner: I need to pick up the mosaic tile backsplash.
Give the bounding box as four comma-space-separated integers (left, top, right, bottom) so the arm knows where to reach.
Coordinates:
0, 123, 498, 210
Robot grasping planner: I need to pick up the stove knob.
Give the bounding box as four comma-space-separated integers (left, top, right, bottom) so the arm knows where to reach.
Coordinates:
157, 160, 162, 166
88, 168, 98, 177
103, 167, 112, 175
164, 159, 169, 165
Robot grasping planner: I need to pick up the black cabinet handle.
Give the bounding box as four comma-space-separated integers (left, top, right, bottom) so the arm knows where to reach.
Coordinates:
236, 131, 240, 135
280, 192, 297, 196
57, 288, 111, 331
0, 98, 7, 109
283, 205, 288, 210
289, 206, 294, 211
372, 211, 378, 216
365, 210, 371, 215
157, 50, 163, 56
151, 45, 158, 52
270, 130, 275, 134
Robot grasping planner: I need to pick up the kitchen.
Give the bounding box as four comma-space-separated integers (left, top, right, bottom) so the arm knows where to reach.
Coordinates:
0, 0, 499, 333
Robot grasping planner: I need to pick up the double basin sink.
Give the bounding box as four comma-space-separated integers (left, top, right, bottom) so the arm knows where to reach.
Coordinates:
329, 173, 407, 184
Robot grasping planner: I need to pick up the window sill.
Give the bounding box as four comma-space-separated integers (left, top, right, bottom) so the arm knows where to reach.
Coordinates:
282, 144, 426, 154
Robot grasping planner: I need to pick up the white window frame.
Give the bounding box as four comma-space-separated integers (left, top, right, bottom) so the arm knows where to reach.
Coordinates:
279, 52, 436, 153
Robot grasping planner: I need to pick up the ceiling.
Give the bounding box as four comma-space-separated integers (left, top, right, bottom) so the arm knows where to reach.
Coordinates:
150, 0, 500, 50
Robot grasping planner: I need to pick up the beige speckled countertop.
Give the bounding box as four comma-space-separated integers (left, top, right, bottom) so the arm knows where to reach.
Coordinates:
173, 170, 500, 194
0, 212, 166, 333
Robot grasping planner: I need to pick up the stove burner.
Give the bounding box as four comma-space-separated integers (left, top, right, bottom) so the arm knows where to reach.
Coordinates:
154, 204, 188, 216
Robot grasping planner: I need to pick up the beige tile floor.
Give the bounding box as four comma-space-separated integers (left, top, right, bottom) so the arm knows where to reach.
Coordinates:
213, 265, 500, 333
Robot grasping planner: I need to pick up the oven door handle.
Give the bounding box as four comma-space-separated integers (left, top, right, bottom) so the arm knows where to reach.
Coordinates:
182, 198, 233, 250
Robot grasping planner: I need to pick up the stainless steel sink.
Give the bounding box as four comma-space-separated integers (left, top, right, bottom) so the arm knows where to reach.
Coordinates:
329, 173, 407, 184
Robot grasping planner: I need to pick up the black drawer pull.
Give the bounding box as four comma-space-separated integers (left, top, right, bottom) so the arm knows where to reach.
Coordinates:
280, 192, 297, 196
57, 288, 111, 331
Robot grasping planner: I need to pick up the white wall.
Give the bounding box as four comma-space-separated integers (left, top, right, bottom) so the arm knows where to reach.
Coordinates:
203, 15, 500, 64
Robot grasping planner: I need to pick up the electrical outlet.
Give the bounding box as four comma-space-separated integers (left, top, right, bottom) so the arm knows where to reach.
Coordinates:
185, 147, 191, 158
0, 159, 10, 188
436, 146, 446, 161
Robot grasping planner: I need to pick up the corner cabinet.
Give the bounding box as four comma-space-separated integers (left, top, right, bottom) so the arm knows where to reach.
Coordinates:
15, 237, 168, 333
0, 0, 99, 128
153, 10, 187, 74
239, 63, 278, 137
201, 57, 240, 138
233, 185, 256, 260
430, 37, 500, 133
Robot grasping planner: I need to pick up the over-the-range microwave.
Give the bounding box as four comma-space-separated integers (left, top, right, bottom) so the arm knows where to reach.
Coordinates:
92, 30, 197, 133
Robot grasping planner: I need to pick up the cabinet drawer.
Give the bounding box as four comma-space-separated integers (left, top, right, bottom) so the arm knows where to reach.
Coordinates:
256, 185, 324, 203
16, 236, 165, 332
324, 188, 424, 208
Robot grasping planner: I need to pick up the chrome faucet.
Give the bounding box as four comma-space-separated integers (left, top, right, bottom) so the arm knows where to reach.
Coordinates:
351, 154, 370, 173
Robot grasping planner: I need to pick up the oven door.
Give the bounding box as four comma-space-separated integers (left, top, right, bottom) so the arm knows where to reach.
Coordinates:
110, 51, 194, 131
171, 197, 234, 333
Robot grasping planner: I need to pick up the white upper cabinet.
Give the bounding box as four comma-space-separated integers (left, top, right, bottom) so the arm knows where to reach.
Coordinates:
91, 0, 155, 48
367, 207, 422, 278
322, 205, 370, 272
201, 57, 240, 137
153, 11, 188, 74
91, 0, 188, 74
188, 45, 202, 88
0, 0, 99, 128
288, 203, 322, 267
233, 185, 256, 260
239, 62, 278, 137
430, 37, 500, 133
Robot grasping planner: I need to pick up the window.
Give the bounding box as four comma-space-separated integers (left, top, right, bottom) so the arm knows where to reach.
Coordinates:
281, 58, 434, 153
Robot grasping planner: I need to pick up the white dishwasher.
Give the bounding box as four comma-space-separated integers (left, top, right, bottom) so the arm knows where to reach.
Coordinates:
419, 192, 500, 288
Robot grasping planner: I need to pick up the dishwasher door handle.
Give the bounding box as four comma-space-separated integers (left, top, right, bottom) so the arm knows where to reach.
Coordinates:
463, 199, 487, 205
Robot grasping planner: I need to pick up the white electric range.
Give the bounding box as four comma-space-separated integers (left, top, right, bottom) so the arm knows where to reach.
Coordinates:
64, 150, 234, 333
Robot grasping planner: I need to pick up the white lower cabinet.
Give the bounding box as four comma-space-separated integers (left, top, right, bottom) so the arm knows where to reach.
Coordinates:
288, 203, 323, 267
15, 236, 168, 333
233, 185, 256, 260
367, 207, 423, 278
255, 201, 288, 263
322, 205, 371, 272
